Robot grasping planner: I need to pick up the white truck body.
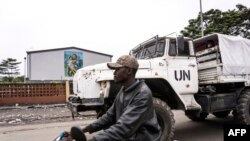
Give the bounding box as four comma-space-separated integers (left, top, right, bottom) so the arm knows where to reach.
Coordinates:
71, 33, 250, 110
72, 36, 200, 110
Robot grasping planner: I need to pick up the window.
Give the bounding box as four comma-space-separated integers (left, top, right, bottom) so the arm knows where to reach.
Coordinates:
134, 40, 165, 59
169, 39, 190, 56
169, 40, 177, 56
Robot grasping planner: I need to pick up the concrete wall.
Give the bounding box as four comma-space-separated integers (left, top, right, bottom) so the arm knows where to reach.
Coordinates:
27, 48, 112, 80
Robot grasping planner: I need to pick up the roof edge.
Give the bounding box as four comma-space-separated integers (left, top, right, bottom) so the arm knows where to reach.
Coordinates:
26, 46, 113, 57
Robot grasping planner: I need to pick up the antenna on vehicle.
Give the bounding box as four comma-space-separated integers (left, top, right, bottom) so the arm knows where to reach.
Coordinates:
164, 32, 177, 37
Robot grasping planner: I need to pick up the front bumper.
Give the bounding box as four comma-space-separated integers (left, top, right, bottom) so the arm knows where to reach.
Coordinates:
67, 95, 104, 113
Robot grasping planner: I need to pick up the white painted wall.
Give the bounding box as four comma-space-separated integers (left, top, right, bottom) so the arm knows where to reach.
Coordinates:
27, 48, 112, 80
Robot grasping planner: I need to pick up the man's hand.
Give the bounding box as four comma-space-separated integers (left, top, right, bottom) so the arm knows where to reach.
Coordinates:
63, 131, 70, 137
61, 131, 72, 141
61, 136, 72, 141
53, 131, 72, 141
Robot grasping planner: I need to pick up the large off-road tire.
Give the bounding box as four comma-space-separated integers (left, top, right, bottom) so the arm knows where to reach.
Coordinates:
153, 98, 175, 141
236, 89, 250, 125
212, 110, 231, 118
185, 110, 208, 121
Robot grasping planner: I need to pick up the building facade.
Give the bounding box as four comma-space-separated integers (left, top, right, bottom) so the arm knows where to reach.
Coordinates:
27, 47, 112, 81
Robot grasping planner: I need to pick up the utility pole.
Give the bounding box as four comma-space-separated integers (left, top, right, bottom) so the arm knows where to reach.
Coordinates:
200, 0, 204, 37
24, 57, 26, 83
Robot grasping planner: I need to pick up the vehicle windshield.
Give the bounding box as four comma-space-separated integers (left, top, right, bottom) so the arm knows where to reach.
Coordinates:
132, 40, 165, 59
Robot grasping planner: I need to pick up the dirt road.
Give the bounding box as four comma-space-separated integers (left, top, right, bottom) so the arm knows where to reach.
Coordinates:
0, 104, 97, 141
0, 105, 235, 141
0, 119, 96, 141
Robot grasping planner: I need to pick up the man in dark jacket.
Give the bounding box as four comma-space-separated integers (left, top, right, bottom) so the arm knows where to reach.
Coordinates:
83, 55, 161, 141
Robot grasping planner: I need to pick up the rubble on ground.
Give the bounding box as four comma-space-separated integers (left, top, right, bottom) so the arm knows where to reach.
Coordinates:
0, 104, 96, 126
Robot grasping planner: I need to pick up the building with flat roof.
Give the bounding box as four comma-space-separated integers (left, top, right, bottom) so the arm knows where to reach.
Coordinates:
26, 46, 112, 81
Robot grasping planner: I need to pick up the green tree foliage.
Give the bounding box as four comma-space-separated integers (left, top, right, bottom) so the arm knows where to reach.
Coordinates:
0, 76, 25, 83
181, 4, 250, 39
0, 58, 21, 82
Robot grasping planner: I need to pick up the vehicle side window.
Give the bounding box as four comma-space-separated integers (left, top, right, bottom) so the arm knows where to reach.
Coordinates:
156, 41, 165, 57
169, 40, 177, 56
169, 39, 190, 56
179, 42, 190, 56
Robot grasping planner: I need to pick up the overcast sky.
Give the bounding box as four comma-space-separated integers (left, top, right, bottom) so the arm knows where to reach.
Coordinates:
0, 0, 250, 75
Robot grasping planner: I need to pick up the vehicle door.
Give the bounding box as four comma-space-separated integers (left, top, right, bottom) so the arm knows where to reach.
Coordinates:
167, 38, 198, 94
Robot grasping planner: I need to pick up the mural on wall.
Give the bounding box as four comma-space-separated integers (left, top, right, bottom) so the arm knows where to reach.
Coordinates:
64, 51, 83, 77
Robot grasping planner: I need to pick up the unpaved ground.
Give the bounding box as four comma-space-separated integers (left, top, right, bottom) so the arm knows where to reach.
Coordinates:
0, 104, 96, 126
0, 110, 228, 141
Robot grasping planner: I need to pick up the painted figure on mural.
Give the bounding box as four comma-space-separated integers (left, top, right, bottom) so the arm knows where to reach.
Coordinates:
67, 54, 79, 76
64, 51, 83, 77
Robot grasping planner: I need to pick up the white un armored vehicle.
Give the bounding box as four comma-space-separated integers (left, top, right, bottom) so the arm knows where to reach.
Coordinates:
68, 33, 250, 141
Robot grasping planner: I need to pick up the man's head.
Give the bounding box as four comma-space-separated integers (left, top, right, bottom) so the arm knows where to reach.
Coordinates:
107, 55, 139, 84
71, 54, 77, 60
107, 55, 139, 70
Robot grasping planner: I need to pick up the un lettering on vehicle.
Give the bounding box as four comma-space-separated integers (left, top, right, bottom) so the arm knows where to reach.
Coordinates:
174, 70, 190, 81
